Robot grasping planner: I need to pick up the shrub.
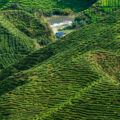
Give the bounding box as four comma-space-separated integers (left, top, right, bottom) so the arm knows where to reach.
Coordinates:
75, 14, 90, 23
53, 8, 73, 16
72, 19, 87, 28
115, 72, 120, 82
72, 21, 78, 28
79, 20, 87, 26
42, 9, 53, 17
71, 13, 90, 28
61, 8, 73, 15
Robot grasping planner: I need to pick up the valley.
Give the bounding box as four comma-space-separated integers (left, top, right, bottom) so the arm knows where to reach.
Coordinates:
0, 0, 120, 120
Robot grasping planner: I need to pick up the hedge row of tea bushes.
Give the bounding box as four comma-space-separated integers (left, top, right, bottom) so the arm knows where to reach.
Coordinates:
0, 9, 120, 119
40, 79, 120, 120
0, 0, 8, 8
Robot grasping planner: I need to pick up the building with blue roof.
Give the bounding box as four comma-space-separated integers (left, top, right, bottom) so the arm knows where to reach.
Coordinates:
56, 32, 66, 38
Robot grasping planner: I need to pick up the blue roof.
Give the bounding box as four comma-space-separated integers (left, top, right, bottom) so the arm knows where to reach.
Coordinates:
56, 32, 66, 35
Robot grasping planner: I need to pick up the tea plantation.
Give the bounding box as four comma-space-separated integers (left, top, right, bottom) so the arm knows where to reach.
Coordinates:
1, 10, 54, 45
0, 0, 97, 15
0, 8, 120, 119
75, 0, 120, 24
0, 13, 36, 69
0, 7, 54, 70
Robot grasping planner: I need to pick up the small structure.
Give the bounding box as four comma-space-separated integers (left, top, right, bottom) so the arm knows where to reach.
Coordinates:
56, 32, 66, 38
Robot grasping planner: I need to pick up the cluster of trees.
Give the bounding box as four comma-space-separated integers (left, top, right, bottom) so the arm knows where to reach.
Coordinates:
53, 8, 73, 16
71, 14, 91, 28
31, 8, 73, 17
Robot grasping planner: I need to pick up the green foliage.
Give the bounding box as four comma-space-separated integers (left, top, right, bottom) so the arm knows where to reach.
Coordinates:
61, 8, 73, 15
53, 8, 62, 15
0, 9, 120, 119
0, 0, 9, 8
0, 14, 36, 69
1, 0, 97, 14
43, 80, 120, 120
72, 0, 120, 29
81, 0, 120, 22
72, 20, 87, 28
1, 3, 23, 10
0, 8, 54, 70
52, 8, 73, 16
1, 10, 54, 45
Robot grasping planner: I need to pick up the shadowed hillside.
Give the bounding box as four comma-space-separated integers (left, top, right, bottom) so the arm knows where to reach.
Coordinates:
1, 0, 97, 13
0, 9, 120, 119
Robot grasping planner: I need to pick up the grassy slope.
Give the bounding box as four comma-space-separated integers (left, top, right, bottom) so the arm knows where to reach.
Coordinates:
0, 9, 120, 119
3, 0, 97, 12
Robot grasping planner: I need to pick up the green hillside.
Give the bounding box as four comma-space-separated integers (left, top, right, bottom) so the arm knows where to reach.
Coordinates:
1, 0, 97, 14
0, 9, 54, 70
1, 10, 54, 45
0, 14, 36, 69
0, 9, 120, 119
88, 0, 120, 22
73, 0, 120, 27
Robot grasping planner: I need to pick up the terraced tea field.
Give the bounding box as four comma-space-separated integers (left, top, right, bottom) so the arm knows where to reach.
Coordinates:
0, 14, 36, 69
0, 9, 54, 70
0, 0, 120, 120
0, 9, 120, 119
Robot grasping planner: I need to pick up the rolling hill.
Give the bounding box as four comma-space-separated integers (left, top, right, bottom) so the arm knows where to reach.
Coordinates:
0, 8, 54, 70
1, 0, 97, 13
75, 0, 120, 24
0, 13, 36, 69
0, 9, 120, 120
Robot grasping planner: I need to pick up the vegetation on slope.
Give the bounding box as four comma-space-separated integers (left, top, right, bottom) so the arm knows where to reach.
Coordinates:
0, 14, 36, 69
0, 0, 97, 16
42, 78, 120, 120
72, 0, 120, 28
0, 9, 120, 120
0, 9, 54, 45
0, 7, 54, 70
